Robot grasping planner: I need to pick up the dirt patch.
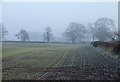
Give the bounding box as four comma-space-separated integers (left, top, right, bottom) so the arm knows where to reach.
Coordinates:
39, 66, 120, 80
2, 64, 120, 80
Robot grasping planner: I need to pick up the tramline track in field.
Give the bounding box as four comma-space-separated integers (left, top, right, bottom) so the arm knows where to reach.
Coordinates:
39, 47, 73, 79
39, 45, 120, 80
3, 43, 120, 80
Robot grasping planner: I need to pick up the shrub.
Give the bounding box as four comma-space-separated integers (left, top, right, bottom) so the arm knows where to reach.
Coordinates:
112, 44, 120, 54
93, 42, 99, 47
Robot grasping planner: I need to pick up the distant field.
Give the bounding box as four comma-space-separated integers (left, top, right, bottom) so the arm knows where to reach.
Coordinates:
2, 42, 120, 80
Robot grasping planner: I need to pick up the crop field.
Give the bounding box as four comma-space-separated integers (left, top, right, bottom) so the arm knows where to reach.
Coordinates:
2, 42, 120, 80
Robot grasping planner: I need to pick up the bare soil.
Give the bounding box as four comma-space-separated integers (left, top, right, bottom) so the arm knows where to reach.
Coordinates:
39, 66, 120, 80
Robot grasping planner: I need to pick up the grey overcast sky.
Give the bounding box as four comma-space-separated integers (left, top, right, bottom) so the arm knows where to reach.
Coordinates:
2, 2, 118, 40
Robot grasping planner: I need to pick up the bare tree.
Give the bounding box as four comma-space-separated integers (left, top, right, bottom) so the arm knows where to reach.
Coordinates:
43, 27, 53, 43
112, 26, 119, 41
113, 31, 120, 40
88, 23, 96, 42
0, 24, 8, 41
94, 18, 115, 41
15, 29, 29, 42
64, 22, 86, 44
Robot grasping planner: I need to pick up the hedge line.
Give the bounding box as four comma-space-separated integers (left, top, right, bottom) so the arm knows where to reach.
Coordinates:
91, 41, 120, 54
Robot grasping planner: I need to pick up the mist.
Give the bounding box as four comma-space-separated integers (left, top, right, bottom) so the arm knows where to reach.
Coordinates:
2, 2, 118, 42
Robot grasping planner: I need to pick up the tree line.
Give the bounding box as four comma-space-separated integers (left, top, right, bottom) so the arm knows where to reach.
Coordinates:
0, 17, 119, 43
